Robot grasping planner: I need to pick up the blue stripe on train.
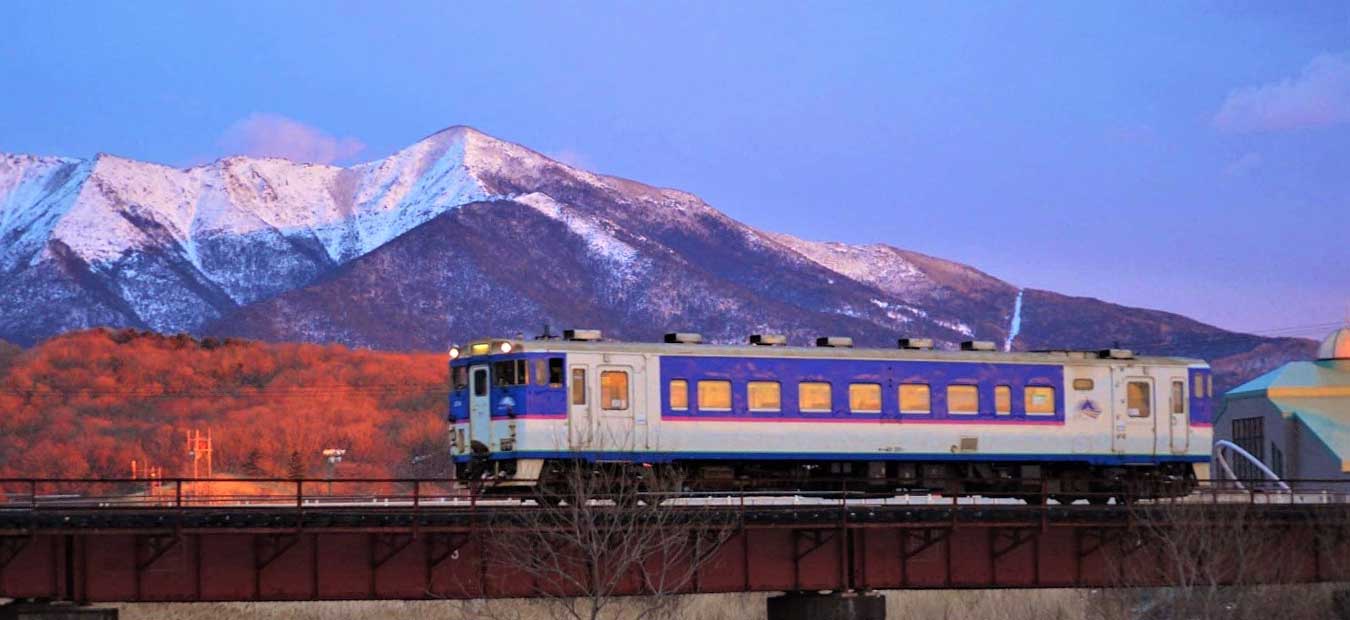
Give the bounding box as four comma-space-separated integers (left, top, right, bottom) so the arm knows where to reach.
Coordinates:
453, 450, 1210, 466
659, 356, 1065, 422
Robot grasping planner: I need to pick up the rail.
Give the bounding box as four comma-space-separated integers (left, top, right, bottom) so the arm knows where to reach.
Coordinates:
3, 476, 1350, 513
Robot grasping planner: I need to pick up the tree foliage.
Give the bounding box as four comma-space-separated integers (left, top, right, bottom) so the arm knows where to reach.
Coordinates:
0, 329, 448, 479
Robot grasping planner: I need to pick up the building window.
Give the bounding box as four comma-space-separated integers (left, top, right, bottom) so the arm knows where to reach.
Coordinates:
600, 370, 629, 410
994, 385, 1011, 415
1271, 442, 1284, 478
1126, 381, 1152, 418
747, 381, 781, 412
947, 385, 979, 414
1025, 386, 1055, 415
698, 380, 732, 411
849, 383, 882, 413
669, 380, 688, 410
799, 382, 832, 413
1072, 378, 1094, 391
571, 368, 586, 405
1231, 417, 1265, 482
1171, 381, 1186, 415
899, 384, 930, 414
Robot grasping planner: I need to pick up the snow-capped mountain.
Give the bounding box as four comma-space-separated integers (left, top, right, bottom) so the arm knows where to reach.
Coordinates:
0, 126, 1313, 390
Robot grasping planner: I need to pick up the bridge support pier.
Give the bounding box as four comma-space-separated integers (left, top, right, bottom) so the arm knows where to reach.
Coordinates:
0, 602, 117, 620
766, 591, 885, 620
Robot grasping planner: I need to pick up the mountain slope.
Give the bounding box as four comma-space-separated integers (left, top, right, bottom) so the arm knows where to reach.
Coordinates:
0, 127, 1316, 389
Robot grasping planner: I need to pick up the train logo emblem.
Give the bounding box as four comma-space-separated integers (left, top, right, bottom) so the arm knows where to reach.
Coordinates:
1077, 399, 1103, 419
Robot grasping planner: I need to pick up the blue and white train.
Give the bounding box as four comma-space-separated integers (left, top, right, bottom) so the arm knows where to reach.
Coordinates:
448, 331, 1213, 501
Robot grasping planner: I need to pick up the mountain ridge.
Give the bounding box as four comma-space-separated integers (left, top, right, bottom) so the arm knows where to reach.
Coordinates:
0, 127, 1316, 391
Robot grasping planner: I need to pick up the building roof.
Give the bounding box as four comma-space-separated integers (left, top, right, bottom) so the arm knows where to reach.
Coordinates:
1320, 327, 1350, 361
1222, 353, 1350, 471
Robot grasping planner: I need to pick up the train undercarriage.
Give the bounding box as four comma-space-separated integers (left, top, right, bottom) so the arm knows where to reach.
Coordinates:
462, 456, 1199, 504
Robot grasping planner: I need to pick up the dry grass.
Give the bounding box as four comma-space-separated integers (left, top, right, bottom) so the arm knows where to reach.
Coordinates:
112, 590, 1091, 620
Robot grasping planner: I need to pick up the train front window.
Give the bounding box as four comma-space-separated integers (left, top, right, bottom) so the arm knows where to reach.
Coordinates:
547, 358, 564, 386
1127, 381, 1151, 418
452, 366, 468, 391
492, 360, 527, 386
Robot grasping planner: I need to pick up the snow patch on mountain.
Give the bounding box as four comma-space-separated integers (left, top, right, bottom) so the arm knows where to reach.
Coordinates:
1005, 289, 1024, 351
764, 232, 933, 298
516, 192, 641, 271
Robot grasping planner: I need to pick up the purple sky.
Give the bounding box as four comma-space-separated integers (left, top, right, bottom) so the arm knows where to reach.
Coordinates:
1, 2, 1346, 338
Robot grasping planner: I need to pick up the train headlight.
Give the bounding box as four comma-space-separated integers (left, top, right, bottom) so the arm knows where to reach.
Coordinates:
449, 346, 461, 360
499, 341, 513, 354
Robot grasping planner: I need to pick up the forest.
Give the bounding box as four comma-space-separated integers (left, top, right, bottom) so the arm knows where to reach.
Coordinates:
0, 329, 448, 480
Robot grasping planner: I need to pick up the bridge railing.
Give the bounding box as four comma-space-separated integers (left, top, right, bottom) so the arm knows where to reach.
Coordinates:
4, 476, 1350, 511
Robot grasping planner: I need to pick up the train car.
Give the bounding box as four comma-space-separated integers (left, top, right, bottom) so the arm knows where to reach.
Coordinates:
448, 331, 1213, 501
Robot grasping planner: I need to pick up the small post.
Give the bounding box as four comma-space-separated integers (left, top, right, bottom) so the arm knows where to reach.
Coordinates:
296, 480, 303, 508
175, 479, 182, 508
29, 479, 37, 509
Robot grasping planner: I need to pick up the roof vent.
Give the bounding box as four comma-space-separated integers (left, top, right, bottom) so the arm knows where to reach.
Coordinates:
816, 336, 854, 348
961, 340, 997, 352
664, 332, 703, 344
749, 334, 787, 346
563, 329, 602, 342
1097, 348, 1134, 360
898, 338, 934, 350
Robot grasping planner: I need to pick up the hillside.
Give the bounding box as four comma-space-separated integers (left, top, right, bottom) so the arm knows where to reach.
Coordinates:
0, 330, 447, 480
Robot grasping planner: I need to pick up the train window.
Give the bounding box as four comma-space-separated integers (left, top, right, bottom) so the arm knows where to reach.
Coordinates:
669, 380, 688, 410
571, 369, 586, 405
1073, 378, 1094, 391
600, 370, 629, 410
1025, 386, 1055, 415
493, 360, 527, 386
1171, 381, 1185, 414
473, 368, 488, 397
798, 382, 832, 413
698, 380, 732, 411
1193, 378, 1202, 399
1127, 381, 1151, 418
947, 385, 979, 414
748, 381, 781, 412
1207, 375, 1213, 398
899, 384, 930, 413
849, 383, 882, 413
995, 385, 1011, 415
452, 366, 468, 392
547, 358, 564, 387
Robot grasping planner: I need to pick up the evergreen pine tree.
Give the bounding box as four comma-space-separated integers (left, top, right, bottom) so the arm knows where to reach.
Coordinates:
286, 451, 306, 480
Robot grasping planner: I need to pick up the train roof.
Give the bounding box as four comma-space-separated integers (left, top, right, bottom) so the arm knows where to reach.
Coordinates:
455, 335, 1209, 368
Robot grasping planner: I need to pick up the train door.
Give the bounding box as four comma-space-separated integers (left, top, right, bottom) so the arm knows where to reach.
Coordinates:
468, 364, 492, 450
595, 353, 645, 454
1168, 374, 1190, 453
568, 363, 594, 449
1112, 370, 1156, 457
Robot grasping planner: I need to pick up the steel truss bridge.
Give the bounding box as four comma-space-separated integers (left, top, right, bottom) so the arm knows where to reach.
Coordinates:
2, 478, 1349, 605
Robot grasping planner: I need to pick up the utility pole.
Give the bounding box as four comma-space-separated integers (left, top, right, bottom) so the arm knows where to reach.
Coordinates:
185, 428, 213, 491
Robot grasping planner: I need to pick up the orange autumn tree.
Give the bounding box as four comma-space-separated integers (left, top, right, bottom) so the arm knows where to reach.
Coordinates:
0, 330, 449, 480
